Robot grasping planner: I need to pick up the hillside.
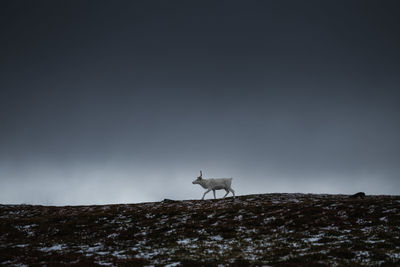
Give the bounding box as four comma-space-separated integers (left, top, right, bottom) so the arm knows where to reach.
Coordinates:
1, 193, 400, 266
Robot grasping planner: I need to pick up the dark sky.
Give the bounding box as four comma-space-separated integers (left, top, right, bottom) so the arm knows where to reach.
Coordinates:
1, 1, 399, 204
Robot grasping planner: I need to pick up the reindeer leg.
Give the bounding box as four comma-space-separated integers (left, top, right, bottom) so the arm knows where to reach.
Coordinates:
223, 189, 229, 198
230, 188, 235, 199
202, 189, 211, 200
213, 190, 216, 199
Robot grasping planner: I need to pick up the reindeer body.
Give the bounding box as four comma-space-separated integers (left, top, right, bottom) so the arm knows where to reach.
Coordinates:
192, 171, 235, 200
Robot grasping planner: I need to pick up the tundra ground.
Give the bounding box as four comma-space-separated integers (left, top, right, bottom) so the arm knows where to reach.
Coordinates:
1, 193, 400, 266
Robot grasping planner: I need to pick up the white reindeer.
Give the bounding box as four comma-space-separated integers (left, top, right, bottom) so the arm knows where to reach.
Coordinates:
192, 170, 235, 200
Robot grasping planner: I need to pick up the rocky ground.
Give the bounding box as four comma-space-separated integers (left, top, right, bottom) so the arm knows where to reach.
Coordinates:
1, 193, 400, 266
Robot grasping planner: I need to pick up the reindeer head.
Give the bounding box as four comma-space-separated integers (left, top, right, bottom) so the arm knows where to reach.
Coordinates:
192, 170, 203, 184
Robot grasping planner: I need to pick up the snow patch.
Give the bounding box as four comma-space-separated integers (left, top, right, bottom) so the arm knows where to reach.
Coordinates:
39, 244, 65, 252
165, 262, 180, 267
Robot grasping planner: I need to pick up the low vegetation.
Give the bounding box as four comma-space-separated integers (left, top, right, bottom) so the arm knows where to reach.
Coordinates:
1, 193, 400, 266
